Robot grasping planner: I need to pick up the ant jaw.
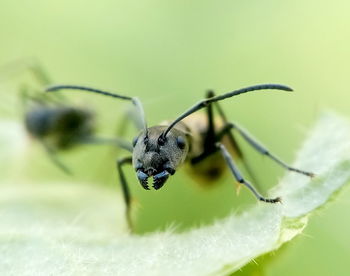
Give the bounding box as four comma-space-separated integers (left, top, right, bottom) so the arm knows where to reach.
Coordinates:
153, 171, 170, 190
137, 170, 150, 190
137, 170, 170, 190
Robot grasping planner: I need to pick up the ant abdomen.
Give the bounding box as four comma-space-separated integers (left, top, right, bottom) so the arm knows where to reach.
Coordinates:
25, 106, 94, 150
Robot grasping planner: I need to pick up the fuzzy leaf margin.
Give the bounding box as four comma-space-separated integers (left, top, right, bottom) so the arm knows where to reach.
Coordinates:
1, 112, 350, 276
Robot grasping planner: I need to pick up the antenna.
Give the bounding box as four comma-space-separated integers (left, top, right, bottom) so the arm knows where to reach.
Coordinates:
46, 85, 148, 133
160, 84, 293, 139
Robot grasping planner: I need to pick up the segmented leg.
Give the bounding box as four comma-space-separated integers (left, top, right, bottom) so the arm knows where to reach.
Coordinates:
78, 136, 133, 152
0, 57, 51, 84
217, 122, 315, 177
217, 142, 280, 203
190, 90, 219, 164
19, 85, 48, 107
204, 90, 216, 147
116, 156, 133, 231
41, 140, 73, 175
210, 92, 260, 187
191, 90, 255, 183
190, 92, 260, 192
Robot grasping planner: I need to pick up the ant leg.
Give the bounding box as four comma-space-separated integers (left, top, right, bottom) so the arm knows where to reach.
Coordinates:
116, 156, 133, 231
26, 61, 66, 103
208, 91, 242, 156
27, 60, 52, 86
19, 84, 47, 107
209, 91, 260, 188
1, 58, 64, 103
217, 122, 315, 177
19, 86, 31, 107
77, 136, 133, 152
217, 142, 280, 203
0, 57, 51, 85
191, 90, 249, 166
41, 140, 73, 175
190, 91, 222, 164
204, 90, 216, 147
115, 109, 137, 139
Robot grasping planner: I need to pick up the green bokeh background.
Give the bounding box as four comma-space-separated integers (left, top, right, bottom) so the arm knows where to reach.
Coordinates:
0, 1, 349, 275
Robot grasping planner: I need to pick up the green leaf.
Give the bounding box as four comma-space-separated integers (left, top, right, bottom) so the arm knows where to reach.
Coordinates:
1, 112, 350, 276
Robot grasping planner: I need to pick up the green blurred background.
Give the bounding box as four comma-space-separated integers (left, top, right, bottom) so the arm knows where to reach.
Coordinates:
0, 0, 349, 275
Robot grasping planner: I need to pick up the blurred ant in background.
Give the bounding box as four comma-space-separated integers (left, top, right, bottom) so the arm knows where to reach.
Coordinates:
47, 84, 314, 229
0, 59, 131, 174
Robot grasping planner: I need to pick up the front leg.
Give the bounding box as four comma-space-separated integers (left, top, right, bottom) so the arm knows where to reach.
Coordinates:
116, 156, 133, 231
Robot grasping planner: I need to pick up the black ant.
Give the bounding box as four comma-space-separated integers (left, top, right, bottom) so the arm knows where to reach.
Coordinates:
46, 84, 315, 228
0, 59, 131, 174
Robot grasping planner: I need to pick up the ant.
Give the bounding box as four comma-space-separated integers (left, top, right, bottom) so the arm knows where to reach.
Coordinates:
46, 83, 315, 229
0, 59, 131, 174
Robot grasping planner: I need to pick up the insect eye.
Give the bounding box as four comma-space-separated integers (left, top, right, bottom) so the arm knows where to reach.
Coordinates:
132, 136, 138, 147
176, 136, 186, 149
